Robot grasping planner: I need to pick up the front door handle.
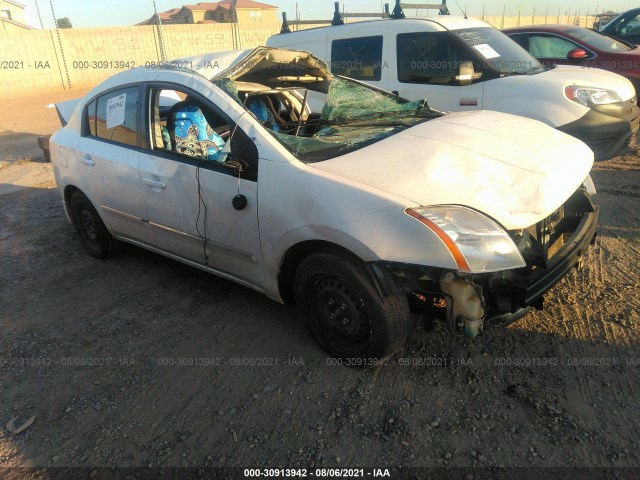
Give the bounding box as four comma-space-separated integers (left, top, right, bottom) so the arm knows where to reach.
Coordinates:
142, 177, 166, 189
79, 154, 95, 166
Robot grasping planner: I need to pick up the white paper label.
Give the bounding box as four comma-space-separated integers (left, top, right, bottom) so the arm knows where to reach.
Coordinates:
473, 43, 500, 59
106, 93, 126, 129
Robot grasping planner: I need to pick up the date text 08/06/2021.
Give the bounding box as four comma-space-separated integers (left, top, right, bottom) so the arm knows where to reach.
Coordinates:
243, 468, 391, 477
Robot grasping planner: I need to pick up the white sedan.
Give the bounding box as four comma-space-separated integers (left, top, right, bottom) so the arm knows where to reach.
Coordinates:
50, 47, 599, 359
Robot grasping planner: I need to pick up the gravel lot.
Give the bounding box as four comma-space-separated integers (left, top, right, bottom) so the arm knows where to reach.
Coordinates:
0, 92, 639, 479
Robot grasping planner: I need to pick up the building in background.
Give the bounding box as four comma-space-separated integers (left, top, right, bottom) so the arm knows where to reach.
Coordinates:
136, 0, 278, 26
0, 0, 34, 31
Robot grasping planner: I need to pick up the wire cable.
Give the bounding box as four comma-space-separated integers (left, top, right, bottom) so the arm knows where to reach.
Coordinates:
195, 163, 208, 266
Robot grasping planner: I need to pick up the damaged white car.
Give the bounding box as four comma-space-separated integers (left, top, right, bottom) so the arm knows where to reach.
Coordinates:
50, 47, 599, 359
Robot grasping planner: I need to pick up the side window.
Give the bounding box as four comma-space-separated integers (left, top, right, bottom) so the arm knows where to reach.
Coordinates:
619, 14, 640, 35
397, 32, 483, 85
148, 87, 232, 163
89, 87, 140, 147
331, 36, 383, 81
528, 35, 579, 59
507, 33, 529, 50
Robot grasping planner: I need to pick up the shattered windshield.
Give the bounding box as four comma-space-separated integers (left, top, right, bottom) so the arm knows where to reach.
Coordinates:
272, 79, 436, 163
453, 27, 545, 74
251, 78, 438, 163
320, 78, 429, 122
214, 47, 441, 163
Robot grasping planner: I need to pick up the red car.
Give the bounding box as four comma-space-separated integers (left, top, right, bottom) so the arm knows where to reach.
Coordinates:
504, 25, 640, 99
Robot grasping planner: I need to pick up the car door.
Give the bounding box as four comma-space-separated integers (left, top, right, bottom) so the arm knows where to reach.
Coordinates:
392, 31, 485, 111
74, 85, 155, 245
138, 84, 264, 288
514, 33, 589, 68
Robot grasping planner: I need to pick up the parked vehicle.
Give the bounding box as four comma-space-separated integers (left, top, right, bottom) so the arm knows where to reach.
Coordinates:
599, 7, 640, 45
50, 46, 598, 360
504, 24, 640, 103
593, 12, 620, 31
267, 6, 639, 160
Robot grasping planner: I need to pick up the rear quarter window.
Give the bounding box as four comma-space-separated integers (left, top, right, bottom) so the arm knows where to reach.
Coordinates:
85, 86, 140, 147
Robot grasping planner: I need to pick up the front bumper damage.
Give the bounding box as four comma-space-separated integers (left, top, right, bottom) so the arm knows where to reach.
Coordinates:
368, 189, 599, 337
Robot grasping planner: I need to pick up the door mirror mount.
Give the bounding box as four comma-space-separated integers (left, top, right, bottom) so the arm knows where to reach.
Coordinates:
455, 61, 475, 86
223, 155, 249, 173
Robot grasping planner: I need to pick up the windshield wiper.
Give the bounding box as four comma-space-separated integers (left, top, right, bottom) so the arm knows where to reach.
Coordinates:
501, 65, 546, 76
342, 101, 436, 122
336, 120, 414, 128
345, 110, 415, 121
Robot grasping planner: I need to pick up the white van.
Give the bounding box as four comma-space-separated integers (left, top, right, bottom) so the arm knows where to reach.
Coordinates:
267, 12, 640, 159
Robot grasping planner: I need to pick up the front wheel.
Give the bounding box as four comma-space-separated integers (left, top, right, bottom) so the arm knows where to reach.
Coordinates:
69, 191, 115, 259
294, 252, 410, 360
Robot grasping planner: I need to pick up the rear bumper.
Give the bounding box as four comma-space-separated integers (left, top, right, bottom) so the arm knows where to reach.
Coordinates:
558, 102, 639, 160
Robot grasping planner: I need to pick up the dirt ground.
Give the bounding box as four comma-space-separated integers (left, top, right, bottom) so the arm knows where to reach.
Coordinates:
1, 90, 639, 479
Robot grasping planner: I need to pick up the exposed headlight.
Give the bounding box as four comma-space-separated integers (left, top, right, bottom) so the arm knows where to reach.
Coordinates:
565, 86, 622, 107
406, 206, 526, 273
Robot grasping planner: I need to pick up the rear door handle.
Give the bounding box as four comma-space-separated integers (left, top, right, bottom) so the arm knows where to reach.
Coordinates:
142, 177, 166, 189
79, 154, 95, 166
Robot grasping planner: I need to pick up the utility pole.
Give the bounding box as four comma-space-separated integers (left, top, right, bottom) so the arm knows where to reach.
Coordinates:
34, 0, 44, 29
231, 0, 240, 50
153, 0, 167, 62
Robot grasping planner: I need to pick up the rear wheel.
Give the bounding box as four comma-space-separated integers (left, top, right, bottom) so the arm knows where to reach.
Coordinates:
294, 252, 410, 360
69, 191, 114, 259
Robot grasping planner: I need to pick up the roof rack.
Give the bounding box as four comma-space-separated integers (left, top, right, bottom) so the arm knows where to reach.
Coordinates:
279, 0, 449, 34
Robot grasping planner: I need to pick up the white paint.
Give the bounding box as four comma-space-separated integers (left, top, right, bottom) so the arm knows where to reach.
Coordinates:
311, 110, 594, 231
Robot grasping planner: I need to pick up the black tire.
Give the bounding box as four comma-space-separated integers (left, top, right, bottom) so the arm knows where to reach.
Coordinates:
294, 252, 410, 360
69, 191, 114, 259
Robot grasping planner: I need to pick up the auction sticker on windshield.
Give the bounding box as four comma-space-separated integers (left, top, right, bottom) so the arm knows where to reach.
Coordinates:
473, 43, 500, 59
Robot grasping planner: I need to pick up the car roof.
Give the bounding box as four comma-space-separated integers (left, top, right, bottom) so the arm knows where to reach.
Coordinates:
272, 15, 490, 36
81, 46, 326, 99
416, 15, 490, 30
503, 24, 584, 34
81, 65, 204, 99
92, 49, 255, 90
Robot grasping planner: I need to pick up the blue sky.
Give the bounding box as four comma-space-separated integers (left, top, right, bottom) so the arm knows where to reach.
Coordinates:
21, 0, 638, 29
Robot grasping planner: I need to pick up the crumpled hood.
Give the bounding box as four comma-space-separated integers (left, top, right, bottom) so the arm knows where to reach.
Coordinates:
311, 110, 594, 230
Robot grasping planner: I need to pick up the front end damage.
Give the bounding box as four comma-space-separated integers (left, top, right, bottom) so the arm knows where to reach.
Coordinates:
368, 188, 599, 337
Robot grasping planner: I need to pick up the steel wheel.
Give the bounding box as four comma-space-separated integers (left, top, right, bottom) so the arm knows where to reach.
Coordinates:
310, 273, 371, 354
294, 251, 410, 360
70, 191, 115, 259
